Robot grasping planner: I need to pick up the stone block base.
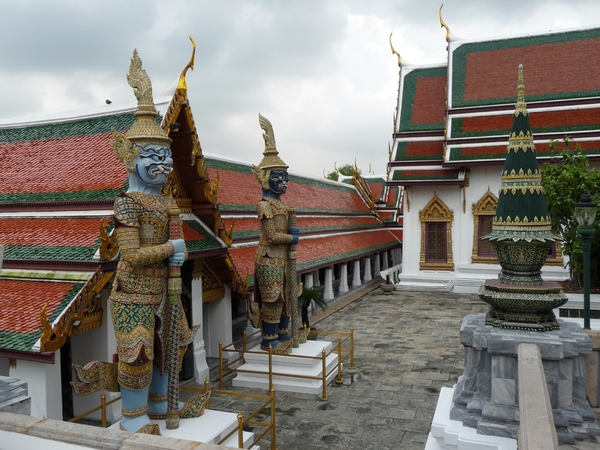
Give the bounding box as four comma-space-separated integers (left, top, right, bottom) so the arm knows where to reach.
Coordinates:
451, 313, 600, 444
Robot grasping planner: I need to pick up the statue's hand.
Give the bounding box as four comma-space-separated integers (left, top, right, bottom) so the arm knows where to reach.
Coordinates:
169, 239, 186, 254
289, 227, 300, 244
168, 239, 186, 266
169, 251, 186, 266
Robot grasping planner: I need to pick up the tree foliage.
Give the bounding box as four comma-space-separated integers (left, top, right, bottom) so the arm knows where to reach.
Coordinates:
541, 137, 600, 287
325, 163, 360, 181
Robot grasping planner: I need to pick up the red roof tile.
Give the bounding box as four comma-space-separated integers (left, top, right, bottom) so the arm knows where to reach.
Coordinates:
229, 229, 400, 279
0, 279, 78, 334
182, 222, 206, 241
394, 141, 444, 162
208, 168, 259, 207
0, 217, 104, 247
210, 167, 371, 213
411, 76, 447, 125
463, 39, 600, 103
228, 247, 256, 280
0, 134, 127, 195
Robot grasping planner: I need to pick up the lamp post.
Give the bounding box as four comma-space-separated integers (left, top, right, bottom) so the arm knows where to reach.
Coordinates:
575, 190, 597, 330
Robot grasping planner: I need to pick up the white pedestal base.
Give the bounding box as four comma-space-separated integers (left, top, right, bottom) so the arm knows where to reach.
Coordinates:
232, 340, 339, 395
425, 386, 516, 450
110, 409, 258, 449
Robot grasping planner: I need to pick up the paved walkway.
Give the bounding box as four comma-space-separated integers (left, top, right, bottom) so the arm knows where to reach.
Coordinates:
183, 286, 600, 450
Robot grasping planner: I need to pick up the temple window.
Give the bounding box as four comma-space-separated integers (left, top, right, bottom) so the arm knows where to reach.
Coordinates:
471, 189, 498, 263
419, 194, 454, 270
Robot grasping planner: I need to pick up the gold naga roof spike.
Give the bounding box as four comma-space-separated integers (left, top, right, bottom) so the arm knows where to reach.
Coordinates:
178, 35, 196, 91
439, 4, 450, 43
389, 32, 401, 67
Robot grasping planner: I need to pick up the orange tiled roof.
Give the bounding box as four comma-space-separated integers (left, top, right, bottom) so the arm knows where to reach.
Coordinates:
207, 160, 374, 214
0, 217, 104, 247
0, 278, 84, 351
0, 134, 127, 195
229, 229, 400, 285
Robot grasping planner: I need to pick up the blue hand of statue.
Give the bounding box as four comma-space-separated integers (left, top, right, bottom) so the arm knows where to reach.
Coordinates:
169, 239, 186, 266
289, 227, 299, 244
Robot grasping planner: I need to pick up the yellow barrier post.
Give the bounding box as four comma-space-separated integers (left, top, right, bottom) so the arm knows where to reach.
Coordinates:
100, 392, 107, 428
270, 387, 276, 450
237, 412, 244, 448
204, 378, 211, 409
321, 349, 328, 401
219, 341, 224, 389
349, 327, 355, 370
336, 336, 343, 385
268, 344, 273, 391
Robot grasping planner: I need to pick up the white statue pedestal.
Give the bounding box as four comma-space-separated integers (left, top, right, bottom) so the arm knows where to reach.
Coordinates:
425, 386, 517, 450
110, 409, 258, 449
232, 340, 339, 395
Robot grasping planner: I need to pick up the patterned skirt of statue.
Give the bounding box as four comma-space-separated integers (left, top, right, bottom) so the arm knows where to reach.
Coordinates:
111, 273, 195, 391
254, 255, 287, 322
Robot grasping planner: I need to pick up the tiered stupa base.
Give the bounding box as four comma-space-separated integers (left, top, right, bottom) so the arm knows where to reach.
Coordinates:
449, 313, 600, 444
479, 279, 568, 331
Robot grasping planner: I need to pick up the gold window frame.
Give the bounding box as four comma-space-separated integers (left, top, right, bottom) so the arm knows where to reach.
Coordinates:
419, 194, 454, 270
472, 189, 498, 264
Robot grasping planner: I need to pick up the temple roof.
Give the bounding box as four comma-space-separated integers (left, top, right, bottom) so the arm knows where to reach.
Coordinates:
0, 68, 238, 356
0, 102, 170, 206
446, 27, 600, 165
206, 154, 401, 287
389, 26, 600, 184
0, 277, 86, 352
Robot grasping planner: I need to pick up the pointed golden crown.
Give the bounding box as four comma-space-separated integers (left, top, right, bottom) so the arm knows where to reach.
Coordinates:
252, 113, 288, 189
111, 49, 171, 172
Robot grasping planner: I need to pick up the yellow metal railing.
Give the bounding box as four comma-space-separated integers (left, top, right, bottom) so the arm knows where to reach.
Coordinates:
68, 392, 121, 428
181, 380, 277, 450
68, 381, 277, 450
219, 327, 355, 401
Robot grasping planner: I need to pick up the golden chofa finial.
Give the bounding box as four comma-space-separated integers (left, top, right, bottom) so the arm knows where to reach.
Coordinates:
178, 35, 196, 91
389, 33, 401, 67
516, 64, 527, 115
439, 4, 450, 43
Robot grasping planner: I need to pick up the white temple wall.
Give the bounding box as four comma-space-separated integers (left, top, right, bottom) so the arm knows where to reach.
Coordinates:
0, 358, 8, 376
203, 285, 233, 359
10, 355, 61, 420
399, 165, 569, 292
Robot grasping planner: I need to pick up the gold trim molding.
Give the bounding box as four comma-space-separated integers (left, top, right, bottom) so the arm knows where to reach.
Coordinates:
40, 267, 112, 352
200, 261, 225, 303
471, 189, 498, 264
419, 194, 454, 270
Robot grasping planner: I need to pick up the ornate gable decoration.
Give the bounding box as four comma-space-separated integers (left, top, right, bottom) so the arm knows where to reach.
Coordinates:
40, 267, 112, 352
192, 259, 225, 303
419, 194, 454, 222
472, 188, 498, 215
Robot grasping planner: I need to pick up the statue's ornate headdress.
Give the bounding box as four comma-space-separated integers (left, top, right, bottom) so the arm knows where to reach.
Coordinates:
111, 49, 172, 172
252, 113, 288, 189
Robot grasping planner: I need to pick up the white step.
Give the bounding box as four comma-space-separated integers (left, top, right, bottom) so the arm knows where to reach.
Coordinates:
110, 409, 242, 446
232, 340, 339, 395
222, 430, 256, 449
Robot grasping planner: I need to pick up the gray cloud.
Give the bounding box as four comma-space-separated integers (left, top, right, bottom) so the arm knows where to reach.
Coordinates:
0, 0, 598, 176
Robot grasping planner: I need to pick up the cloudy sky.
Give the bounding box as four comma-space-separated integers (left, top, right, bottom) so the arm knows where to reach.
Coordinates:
1, 0, 599, 178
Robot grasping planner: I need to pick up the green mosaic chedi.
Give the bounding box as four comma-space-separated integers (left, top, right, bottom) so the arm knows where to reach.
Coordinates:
483, 64, 559, 286
479, 65, 567, 331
